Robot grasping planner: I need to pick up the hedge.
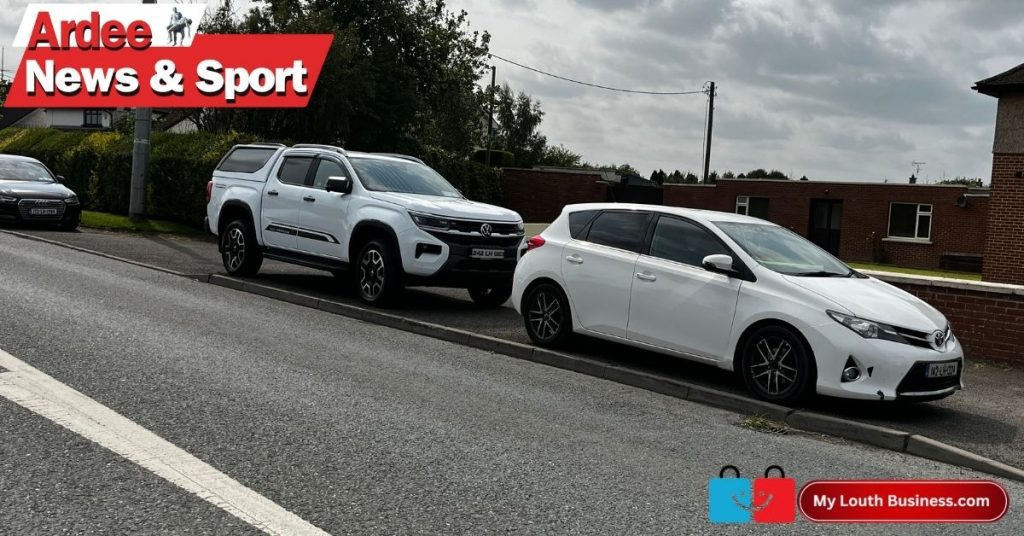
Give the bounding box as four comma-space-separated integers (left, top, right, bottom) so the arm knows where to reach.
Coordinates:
0, 127, 504, 228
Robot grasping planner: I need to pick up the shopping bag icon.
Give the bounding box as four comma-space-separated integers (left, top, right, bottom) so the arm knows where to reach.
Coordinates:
708, 465, 752, 524
753, 465, 796, 523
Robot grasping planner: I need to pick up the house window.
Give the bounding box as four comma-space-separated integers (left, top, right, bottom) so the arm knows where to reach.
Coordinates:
735, 196, 770, 219
888, 203, 932, 240
83, 110, 104, 128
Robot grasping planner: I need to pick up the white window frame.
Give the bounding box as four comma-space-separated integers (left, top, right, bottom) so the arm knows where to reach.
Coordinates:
735, 196, 749, 215
887, 202, 932, 241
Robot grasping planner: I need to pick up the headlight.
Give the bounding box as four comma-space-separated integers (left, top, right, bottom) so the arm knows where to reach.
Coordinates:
516, 221, 525, 233
0, 195, 16, 204
409, 211, 450, 231
827, 310, 906, 343
64, 195, 79, 205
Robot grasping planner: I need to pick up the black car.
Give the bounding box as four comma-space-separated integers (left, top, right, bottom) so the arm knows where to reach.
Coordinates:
0, 155, 81, 231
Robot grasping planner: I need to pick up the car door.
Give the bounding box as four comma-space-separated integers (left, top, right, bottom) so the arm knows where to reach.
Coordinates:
561, 210, 652, 338
294, 157, 352, 259
262, 155, 314, 251
627, 215, 742, 360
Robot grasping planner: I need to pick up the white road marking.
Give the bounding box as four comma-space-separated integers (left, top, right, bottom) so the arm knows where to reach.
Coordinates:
0, 349, 329, 536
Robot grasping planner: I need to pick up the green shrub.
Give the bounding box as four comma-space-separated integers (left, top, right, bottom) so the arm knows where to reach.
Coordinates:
420, 146, 503, 206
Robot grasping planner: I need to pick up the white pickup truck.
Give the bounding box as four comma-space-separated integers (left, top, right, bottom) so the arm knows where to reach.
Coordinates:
205, 143, 524, 306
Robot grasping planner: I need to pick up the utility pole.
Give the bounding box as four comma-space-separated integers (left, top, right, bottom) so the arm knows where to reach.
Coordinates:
485, 65, 496, 167
702, 81, 715, 184
129, 0, 158, 220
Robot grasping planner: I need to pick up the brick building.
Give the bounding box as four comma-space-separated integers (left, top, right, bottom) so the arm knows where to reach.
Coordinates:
974, 64, 1024, 284
502, 169, 989, 271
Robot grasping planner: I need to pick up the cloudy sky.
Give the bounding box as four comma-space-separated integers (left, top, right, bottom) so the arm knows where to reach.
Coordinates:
2, 1, 1020, 182
448, 0, 1024, 183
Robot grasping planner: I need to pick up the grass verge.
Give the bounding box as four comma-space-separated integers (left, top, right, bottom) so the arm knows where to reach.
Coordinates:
82, 211, 201, 236
737, 414, 792, 435
847, 262, 982, 281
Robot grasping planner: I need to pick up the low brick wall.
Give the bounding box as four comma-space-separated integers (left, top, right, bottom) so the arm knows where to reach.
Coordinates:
502, 168, 608, 223
868, 272, 1024, 365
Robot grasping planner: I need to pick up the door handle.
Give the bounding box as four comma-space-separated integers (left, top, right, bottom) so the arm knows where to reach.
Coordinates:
267, 190, 279, 197
565, 254, 584, 265
302, 196, 316, 202
635, 272, 657, 282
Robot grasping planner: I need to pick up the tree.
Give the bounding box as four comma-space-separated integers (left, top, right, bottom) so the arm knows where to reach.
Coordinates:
650, 169, 668, 185
493, 83, 547, 167
744, 168, 789, 179
195, 0, 490, 155
722, 171, 735, 179
0, 79, 9, 122
539, 145, 584, 167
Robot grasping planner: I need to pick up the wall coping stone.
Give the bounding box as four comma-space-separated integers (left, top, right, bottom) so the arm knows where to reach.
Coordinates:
863, 269, 1024, 296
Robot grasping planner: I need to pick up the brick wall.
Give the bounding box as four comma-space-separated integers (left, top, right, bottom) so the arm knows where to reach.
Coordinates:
502, 168, 608, 223
983, 153, 1024, 283
665, 180, 988, 268
874, 273, 1024, 365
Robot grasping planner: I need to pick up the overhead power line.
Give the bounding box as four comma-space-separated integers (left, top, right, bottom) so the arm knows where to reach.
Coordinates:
488, 53, 706, 96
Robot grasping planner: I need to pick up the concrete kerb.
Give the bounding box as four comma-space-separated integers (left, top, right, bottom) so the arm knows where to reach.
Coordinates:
6, 229, 1024, 483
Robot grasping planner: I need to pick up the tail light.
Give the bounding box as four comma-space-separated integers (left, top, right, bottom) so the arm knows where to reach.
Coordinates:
525, 235, 545, 253
205, 180, 213, 203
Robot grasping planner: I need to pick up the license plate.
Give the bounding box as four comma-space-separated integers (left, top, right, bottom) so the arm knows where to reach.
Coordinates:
470, 248, 504, 260
926, 361, 959, 378
29, 208, 59, 216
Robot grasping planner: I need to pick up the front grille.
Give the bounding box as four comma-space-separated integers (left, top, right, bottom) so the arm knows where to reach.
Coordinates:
18, 199, 66, 220
448, 219, 521, 235
896, 359, 962, 395
427, 231, 523, 248
894, 325, 949, 350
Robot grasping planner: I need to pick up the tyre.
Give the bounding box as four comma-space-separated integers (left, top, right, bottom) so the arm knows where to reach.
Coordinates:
522, 283, 572, 347
220, 219, 263, 276
468, 283, 513, 308
739, 325, 816, 405
355, 239, 403, 306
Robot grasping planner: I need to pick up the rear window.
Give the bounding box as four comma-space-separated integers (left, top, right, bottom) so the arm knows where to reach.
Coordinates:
584, 211, 652, 252
217, 147, 278, 173
568, 210, 598, 239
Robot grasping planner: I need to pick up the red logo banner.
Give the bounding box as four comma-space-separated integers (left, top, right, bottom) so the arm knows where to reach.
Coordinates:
799, 480, 1009, 523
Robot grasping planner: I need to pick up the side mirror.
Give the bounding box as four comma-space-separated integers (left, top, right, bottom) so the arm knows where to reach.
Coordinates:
325, 176, 352, 195
702, 254, 737, 276
56, 175, 65, 183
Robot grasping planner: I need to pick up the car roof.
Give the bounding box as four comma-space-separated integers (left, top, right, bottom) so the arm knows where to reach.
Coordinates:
564, 202, 774, 226
0, 154, 44, 164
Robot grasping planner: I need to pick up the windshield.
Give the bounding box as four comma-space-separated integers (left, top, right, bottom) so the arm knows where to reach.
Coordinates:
349, 158, 462, 198
0, 160, 56, 182
714, 221, 853, 277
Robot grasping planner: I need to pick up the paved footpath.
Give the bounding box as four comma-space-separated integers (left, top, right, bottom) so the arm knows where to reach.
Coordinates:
6, 226, 1024, 471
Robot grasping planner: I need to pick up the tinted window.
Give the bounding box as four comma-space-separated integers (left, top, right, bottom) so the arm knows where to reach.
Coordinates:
277, 157, 314, 186
649, 217, 730, 267
218, 147, 278, 173
313, 159, 346, 189
584, 211, 651, 252
568, 210, 598, 239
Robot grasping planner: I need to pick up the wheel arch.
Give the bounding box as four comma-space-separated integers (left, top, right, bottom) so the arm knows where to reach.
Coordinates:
349, 220, 403, 269
520, 277, 570, 314
217, 201, 257, 251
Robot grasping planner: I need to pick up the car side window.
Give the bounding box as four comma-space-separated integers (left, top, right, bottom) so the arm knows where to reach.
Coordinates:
312, 159, 346, 189
584, 211, 652, 253
568, 210, 598, 239
277, 156, 314, 186
648, 216, 730, 267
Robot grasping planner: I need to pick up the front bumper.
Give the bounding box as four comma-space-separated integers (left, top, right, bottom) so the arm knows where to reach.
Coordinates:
0, 199, 81, 227
804, 321, 964, 401
399, 226, 522, 288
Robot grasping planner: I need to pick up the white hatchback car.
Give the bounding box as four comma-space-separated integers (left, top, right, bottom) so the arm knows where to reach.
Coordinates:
512, 203, 964, 404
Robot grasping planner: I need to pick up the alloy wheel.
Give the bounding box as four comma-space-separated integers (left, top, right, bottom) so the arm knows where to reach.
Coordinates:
360, 248, 385, 300
749, 336, 798, 395
224, 227, 245, 272
527, 289, 563, 341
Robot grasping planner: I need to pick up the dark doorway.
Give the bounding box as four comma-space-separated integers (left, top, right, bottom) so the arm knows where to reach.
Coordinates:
809, 199, 843, 255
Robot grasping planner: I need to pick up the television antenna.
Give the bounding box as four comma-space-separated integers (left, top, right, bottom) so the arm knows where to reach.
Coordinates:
912, 161, 926, 177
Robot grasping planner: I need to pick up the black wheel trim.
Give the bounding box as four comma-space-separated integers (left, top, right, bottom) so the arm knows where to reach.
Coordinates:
748, 335, 799, 396
527, 289, 563, 341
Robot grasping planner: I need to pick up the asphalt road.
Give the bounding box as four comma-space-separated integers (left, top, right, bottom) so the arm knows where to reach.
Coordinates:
12, 226, 1023, 471
2, 232, 1022, 533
